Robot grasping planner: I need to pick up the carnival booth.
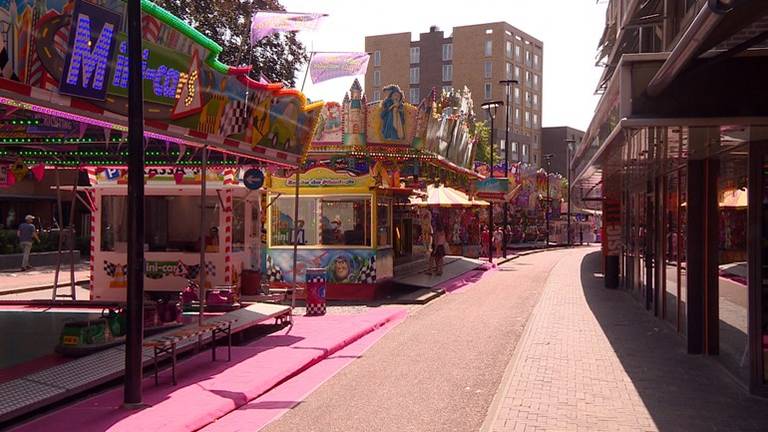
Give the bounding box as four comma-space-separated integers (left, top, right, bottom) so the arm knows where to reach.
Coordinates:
409, 185, 488, 258
264, 166, 393, 300
0, 0, 323, 303
91, 168, 263, 301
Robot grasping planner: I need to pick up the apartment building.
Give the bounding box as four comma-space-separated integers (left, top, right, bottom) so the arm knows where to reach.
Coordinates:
365, 23, 544, 167
571, 0, 768, 394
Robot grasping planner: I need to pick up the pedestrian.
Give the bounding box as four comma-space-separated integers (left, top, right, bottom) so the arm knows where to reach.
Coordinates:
18, 215, 40, 271
493, 227, 503, 257
429, 220, 448, 276
481, 225, 490, 258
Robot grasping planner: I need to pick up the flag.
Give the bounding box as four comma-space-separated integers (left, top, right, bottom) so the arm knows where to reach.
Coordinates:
309, 52, 370, 84
250, 11, 325, 43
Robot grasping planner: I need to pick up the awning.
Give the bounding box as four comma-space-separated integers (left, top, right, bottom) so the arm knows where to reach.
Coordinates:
409, 185, 489, 207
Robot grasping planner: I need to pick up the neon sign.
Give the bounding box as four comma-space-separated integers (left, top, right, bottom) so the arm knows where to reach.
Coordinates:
60, 1, 122, 100
61, 0, 198, 105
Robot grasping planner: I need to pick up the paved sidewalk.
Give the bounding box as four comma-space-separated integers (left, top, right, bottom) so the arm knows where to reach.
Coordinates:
484, 248, 768, 432
0, 263, 89, 296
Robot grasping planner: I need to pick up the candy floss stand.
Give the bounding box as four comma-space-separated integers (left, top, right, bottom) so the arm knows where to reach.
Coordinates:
91, 168, 262, 302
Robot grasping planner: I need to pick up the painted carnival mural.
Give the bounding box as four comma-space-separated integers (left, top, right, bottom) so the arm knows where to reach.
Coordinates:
264, 250, 376, 285
310, 80, 477, 172
0, 0, 322, 162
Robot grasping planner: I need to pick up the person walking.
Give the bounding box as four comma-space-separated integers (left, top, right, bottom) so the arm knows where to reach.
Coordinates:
493, 227, 503, 257
18, 215, 40, 271
430, 221, 448, 276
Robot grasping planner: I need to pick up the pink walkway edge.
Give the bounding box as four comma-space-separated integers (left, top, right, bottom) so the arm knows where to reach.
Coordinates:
202, 310, 407, 431
12, 307, 407, 432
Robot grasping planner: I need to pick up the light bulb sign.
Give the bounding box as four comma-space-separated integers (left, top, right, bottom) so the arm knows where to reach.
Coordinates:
60, 1, 122, 100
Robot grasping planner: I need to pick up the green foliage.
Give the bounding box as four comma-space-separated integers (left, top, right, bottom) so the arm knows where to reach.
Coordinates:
470, 120, 501, 165
153, 0, 309, 86
0, 229, 90, 255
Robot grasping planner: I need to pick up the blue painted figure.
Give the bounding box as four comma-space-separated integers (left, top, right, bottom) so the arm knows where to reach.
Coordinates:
380, 86, 405, 140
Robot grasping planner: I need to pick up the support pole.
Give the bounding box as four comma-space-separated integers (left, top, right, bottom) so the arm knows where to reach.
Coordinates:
199, 146, 209, 327
52, 167, 64, 301
68, 183, 78, 299
124, 0, 146, 407
488, 115, 495, 263
290, 168, 301, 320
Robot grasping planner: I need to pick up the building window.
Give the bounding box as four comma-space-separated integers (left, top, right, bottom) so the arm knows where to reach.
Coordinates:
374, 50, 381, 67
484, 61, 492, 79
373, 90, 381, 101
442, 64, 452, 82
485, 28, 493, 34
506, 62, 512, 80
271, 196, 372, 247
533, 93, 539, 108
410, 67, 419, 85
373, 70, 381, 86
514, 87, 520, 104
522, 144, 528, 156
410, 46, 420, 64
442, 85, 452, 94
484, 82, 492, 100
525, 50, 532, 67
484, 40, 492, 56
515, 45, 521, 60
533, 113, 539, 127
534, 53, 540, 69
377, 200, 392, 247
514, 65, 520, 80
409, 87, 420, 104
442, 43, 452, 61
525, 71, 532, 86
524, 111, 531, 128
514, 108, 521, 125
525, 91, 532, 107
533, 73, 540, 89
511, 141, 518, 153
506, 40, 513, 58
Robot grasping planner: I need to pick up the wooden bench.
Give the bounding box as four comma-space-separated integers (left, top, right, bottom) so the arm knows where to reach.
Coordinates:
143, 319, 235, 385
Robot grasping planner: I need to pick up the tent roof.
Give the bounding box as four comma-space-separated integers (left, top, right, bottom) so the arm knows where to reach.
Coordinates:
409, 185, 489, 207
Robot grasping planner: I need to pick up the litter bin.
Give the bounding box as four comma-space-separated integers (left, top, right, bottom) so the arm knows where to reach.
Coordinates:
305, 268, 327, 316
241, 269, 261, 295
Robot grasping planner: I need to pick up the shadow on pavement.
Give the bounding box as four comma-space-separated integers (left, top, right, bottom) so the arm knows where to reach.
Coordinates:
579, 251, 768, 432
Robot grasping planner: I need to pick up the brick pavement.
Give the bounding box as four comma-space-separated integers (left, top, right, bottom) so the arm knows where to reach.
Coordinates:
484, 248, 768, 432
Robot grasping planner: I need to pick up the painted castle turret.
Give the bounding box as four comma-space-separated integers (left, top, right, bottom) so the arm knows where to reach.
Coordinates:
342, 79, 366, 147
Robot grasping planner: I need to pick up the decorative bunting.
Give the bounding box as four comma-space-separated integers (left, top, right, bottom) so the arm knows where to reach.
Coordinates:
11, 158, 28, 181
30, 164, 45, 182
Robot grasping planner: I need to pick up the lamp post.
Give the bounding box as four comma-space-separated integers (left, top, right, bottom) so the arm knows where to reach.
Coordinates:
499, 79, 518, 258
565, 138, 576, 247
543, 153, 554, 248
481, 100, 503, 263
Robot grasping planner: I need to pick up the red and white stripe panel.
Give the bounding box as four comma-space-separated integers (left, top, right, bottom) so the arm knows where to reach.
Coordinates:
223, 189, 232, 285
88, 189, 96, 298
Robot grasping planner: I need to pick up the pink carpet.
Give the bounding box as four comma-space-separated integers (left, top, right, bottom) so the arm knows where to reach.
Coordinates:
437, 266, 495, 294
201, 310, 406, 431
12, 307, 406, 432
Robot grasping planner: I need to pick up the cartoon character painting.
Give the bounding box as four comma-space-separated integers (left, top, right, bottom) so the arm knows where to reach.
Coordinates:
380, 85, 405, 140
328, 254, 353, 283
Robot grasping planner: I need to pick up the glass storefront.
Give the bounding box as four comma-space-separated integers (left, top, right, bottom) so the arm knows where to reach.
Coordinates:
716, 145, 749, 382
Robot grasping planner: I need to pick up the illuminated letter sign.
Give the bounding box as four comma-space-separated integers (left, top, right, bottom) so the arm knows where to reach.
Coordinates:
60, 0, 122, 100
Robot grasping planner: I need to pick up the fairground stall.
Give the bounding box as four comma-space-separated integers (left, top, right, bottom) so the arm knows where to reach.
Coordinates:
262, 82, 481, 300
0, 0, 322, 303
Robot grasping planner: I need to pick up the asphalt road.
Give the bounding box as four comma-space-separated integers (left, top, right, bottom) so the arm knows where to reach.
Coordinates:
263, 249, 575, 432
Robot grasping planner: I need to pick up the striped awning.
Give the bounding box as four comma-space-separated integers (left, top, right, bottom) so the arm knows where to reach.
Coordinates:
409, 185, 489, 207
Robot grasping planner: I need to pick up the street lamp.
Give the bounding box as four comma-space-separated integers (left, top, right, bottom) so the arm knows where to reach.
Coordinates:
565, 138, 576, 247
499, 79, 518, 258
543, 153, 554, 248
481, 100, 503, 263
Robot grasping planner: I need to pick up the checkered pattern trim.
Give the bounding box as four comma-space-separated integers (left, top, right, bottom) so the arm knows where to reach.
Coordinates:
0, 79, 299, 167
219, 100, 248, 138
265, 255, 283, 282
305, 303, 326, 316
358, 256, 376, 283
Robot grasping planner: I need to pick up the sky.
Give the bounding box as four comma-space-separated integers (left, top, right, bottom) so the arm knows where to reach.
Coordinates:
281, 0, 608, 132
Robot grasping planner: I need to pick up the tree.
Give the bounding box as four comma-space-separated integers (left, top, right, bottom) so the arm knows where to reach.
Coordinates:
154, 0, 308, 86
470, 120, 501, 165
